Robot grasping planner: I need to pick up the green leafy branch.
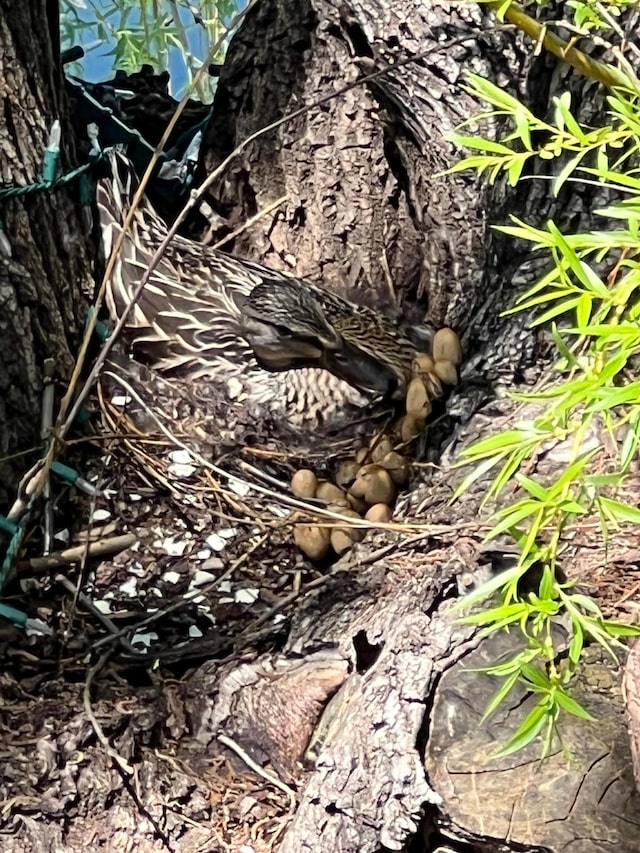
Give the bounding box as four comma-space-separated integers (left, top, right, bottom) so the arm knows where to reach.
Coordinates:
485, 0, 638, 90
447, 75, 640, 191
449, 3, 640, 755
59, 0, 237, 102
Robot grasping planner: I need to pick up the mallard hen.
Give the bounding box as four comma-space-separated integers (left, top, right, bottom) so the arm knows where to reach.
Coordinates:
98, 151, 418, 426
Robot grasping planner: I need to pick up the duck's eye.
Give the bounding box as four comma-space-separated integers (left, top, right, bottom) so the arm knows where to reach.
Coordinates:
274, 323, 293, 337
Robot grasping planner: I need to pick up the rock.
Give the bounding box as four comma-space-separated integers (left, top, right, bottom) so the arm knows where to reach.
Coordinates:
355, 447, 369, 465
335, 460, 359, 490
380, 451, 410, 486
365, 503, 393, 523
406, 377, 430, 416
399, 413, 426, 443
412, 352, 436, 377
316, 481, 346, 504
330, 528, 354, 555
370, 436, 394, 463
347, 493, 367, 515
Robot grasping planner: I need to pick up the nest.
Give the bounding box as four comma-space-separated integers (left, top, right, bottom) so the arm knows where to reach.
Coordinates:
98, 351, 374, 500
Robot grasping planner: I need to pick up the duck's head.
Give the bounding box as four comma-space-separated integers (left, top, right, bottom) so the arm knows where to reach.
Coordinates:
241, 278, 344, 371
242, 278, 415, 400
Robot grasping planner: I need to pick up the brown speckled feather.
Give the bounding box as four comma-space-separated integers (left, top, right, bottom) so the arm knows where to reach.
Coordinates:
98, 151, 415, 425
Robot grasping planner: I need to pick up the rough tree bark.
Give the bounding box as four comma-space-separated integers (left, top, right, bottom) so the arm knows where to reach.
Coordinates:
0, 0, 93, 508
0, 1, 639, 853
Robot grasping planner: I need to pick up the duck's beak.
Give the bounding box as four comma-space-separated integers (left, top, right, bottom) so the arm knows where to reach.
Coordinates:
251, 339, 324, 371
321, 340, 403, 399
243, 313, 325, 371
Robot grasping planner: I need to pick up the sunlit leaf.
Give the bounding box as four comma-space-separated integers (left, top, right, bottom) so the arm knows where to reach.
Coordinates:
482, 649, 540, 677
533, 296, 582, 325
620, 411, 640, 470
568, 622, 584, 665
553, 93, 587, 142
507, 156, 526, 186
538, 565, 557, 601
551, 323, 580, 368
482, 670, 521, 721
599, 620, 640, 637
575, 292, 592, 328
487, 447, 531, 502
514, 107, 533, 151
459, 429, 535, 459
493, 701, 548, 757
554, 689, 596, 721
466, 72, 534, 114
453, 564, 525, 610
450, 134, 516, 154
521, 663, 552, 690
459, 602, 528, 626
487, 501, 543, 539
582, 167, 640, 191
451, 454, 503, 502
514, 474, 548, 501
553, 151, 588, 195
494, 0, 513, 22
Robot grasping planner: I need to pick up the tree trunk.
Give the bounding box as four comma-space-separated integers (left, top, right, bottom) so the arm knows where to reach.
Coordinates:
0, 0, 93, 509
0, 2, 638, 853
202, 0, 502, 330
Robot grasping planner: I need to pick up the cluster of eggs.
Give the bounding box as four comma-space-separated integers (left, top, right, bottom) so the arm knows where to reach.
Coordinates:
398, 328, 463, 442
290, 435, 408, 560
290, 327, 463, 561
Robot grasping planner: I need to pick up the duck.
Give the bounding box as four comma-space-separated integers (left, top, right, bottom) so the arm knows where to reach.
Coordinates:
97, 150, 419, 427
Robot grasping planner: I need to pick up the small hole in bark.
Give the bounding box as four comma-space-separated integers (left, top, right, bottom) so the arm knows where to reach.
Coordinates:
291, 205, 306, 227
343, 20, 374, 59
242, 433, 261, 446
352, 630, 382, 673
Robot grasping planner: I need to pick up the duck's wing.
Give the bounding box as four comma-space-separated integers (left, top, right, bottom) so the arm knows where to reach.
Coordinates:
99, 152, 254, 378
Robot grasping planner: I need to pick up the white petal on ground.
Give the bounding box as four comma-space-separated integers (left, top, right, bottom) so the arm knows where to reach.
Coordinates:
235, 588, 259, 605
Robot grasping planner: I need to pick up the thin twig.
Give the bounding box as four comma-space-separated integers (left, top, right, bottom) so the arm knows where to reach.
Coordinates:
211, 194, 288, 251
83, 649, 134, 773
21, 533, 137, 573
217, 733, 297, 810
